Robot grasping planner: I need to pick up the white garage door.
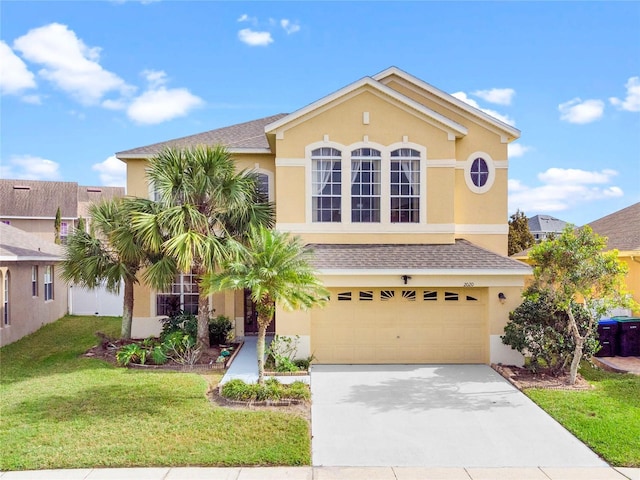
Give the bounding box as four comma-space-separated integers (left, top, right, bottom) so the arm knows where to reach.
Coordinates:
311, 287, 488, 364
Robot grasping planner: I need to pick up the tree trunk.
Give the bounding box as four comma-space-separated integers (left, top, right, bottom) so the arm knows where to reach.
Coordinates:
566, 307, 583, 385
197, 291, 210, 350
121, 278, 134, 339
257, 323, 267, 385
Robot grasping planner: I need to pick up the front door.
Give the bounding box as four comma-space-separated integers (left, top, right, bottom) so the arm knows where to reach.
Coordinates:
244, 289, 276, 335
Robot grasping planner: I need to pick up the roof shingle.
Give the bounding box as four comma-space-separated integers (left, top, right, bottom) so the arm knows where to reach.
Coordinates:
308, 240, 530, 271
116, 114, 288, 156
585, 202, 640, 252
0, 222, 63, 261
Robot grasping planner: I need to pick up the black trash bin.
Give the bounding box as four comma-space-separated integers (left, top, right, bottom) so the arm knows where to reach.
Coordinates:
596, 319, 618, 357
613, 316, 640, 357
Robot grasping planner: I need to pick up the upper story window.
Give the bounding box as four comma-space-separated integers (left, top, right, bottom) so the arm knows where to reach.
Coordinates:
44, 265, 54, 301
256, 173, 270, 201
351, 148, 381, 223
390, 148, 420, 223
60, 222, 69, 245
470, 158, 489, 188
312, 148, 342, 222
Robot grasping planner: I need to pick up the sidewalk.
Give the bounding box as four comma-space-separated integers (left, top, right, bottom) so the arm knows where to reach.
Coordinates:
1, 466, 639, 479
220, 336, 310, 385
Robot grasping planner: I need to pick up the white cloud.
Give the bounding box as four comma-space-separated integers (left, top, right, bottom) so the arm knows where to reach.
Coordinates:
237, 14, 257, 24
127, 71, 203, 124
610, 76, 640, 112
280, 19, 301, 34
508, 143, 533, 158
451, 91, 515, 126
0, 154, 61, 180
92, 155, 126, 187
0, 41, 37, 95
22, 94, 42, 105
13, 23, 133, 105
509, 168, 623, 214
472, 88, 515, 106
238, 28, 273, 47
558, 98, 604, 124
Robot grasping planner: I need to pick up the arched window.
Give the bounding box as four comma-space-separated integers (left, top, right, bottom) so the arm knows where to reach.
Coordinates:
311, 148, 342, 222
390, 148, 420, 223
351, 148, 381, 223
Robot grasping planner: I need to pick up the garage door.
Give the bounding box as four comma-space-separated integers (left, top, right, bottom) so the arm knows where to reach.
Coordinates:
311, 287, 488, 364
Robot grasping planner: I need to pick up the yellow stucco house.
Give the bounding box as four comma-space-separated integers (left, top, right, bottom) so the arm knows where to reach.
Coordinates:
116, 67, 531, 365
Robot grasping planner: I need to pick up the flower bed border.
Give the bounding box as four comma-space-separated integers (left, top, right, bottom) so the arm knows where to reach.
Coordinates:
126, 341, 244, 372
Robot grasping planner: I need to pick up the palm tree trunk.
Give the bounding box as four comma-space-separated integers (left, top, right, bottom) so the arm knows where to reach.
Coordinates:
197, 292, 210, 349
121, 278, 134, 339
257, 323, 267, 385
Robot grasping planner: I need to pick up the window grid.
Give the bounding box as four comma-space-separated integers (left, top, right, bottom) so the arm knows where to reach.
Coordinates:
351, 148, 381, 223
390, 149, 420, 223
256, 173, 270, 201
312, 148, 342, 223
470, 158, 489, 188
156, 272, 199, 316
60, 222, 69, 245
32, 266, 38, 297
44, 266, 54, 301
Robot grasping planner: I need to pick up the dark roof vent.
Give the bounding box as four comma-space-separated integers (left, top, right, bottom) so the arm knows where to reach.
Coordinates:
13, 185, 31, 190
86, 188, 102, 193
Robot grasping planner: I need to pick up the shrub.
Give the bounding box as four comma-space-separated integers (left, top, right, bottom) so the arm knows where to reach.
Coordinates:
116, 343, 145, 366
266, 335, 300, 371
209, 315, 233, 345
162, 332, 201, 365
160, 312, 197, 342
293, 355, 315, 371
220, 378, 310, 402
502, 291, 598, 375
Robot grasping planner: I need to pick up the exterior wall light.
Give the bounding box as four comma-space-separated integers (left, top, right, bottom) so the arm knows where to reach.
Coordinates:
498, 292, 507, 304
401, 275, 412, 285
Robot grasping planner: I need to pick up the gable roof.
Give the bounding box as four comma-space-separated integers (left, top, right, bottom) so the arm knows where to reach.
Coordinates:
0, 222, 63, 262
264, 76, 468, 138
527, 214, 568, 233
0, 180, 125, 219
585, 202, 640, 252
309, 239, 531, 274
0, 179, 78, 218
373, 66, 521, 141
116, 114, 288, 158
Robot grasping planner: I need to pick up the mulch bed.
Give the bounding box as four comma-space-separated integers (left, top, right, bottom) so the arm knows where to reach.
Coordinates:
492, 363, 593, 391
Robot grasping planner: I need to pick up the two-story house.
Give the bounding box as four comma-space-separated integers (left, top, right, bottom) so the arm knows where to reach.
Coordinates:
116, 67, 530, 366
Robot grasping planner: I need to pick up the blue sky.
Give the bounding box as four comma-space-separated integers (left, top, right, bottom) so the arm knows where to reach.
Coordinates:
1, 1, 638, 226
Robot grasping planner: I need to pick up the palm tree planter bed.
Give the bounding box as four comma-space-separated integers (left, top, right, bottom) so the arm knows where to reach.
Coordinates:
263, 370, 309, 376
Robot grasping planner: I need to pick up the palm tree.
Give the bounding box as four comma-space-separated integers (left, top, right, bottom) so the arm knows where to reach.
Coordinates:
202, 226, 328, 384
61, 198, 173, 339
130, 145, 273, 348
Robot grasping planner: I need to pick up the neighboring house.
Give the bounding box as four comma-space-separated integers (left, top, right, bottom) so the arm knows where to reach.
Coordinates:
0, 179, 125, 244
528, 214, 567, 242
585, 202, 640, 316
116, 66, 531, 365
0, 223, 68, 346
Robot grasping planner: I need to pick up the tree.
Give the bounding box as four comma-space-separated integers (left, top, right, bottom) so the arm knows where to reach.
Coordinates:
77, 216, 86, 233
61, 198, 172, 339
508, 209, 534, 256
527, 225, 633, 384
202, 226, 328, 384
130, 145, 273, 348
54, 207, 62, 245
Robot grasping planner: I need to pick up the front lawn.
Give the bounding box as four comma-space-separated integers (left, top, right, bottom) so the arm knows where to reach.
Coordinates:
0, 315, 310, 471
526, 363, 640, 467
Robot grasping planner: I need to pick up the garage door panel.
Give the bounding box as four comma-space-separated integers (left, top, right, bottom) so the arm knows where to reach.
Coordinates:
311, 288, 487, 364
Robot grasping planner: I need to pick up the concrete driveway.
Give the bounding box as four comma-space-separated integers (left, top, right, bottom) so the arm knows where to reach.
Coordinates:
310, 364, 607, 467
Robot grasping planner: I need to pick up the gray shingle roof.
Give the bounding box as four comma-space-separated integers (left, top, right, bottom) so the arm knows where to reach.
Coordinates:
308, 239, 531, 271
116, 114, 288, 157
585, 202, 640, 252
527, 214, 567, 234
0, 222, 63, 261
0, 180, 124, 219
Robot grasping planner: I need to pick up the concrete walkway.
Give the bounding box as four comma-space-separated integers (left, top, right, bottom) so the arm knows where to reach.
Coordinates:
1, 466, 638, 479
220, 336, 309, 385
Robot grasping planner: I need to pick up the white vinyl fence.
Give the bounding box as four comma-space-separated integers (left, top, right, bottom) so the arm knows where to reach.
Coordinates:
69, 282, 123, 316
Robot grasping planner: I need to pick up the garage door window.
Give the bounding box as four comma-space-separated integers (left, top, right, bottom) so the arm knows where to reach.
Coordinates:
402, 290, 416, 301
423, 290, 437, 301
444, 292, 459, 301
359, 291, 373, 301
337, 292, 352, 301
380, 290, 395, 301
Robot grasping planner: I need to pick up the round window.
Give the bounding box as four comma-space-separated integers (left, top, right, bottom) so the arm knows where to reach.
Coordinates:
470, 158, 489, 188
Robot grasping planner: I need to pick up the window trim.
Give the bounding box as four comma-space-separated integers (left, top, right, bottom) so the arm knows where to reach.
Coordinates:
253, 167, 274, 202
464, 151, 496, 194
44, 265, 54, 301
310, 146, 343, 223
155, 271, 199, 316
350, 148, 381, 223
32, 265, 38, 297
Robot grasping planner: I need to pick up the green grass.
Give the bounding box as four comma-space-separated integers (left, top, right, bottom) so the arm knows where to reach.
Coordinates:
0, 315, 310, 471
526, 363, 640, 467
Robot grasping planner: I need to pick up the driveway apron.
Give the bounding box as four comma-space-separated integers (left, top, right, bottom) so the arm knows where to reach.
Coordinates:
310, 364, 607, 467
